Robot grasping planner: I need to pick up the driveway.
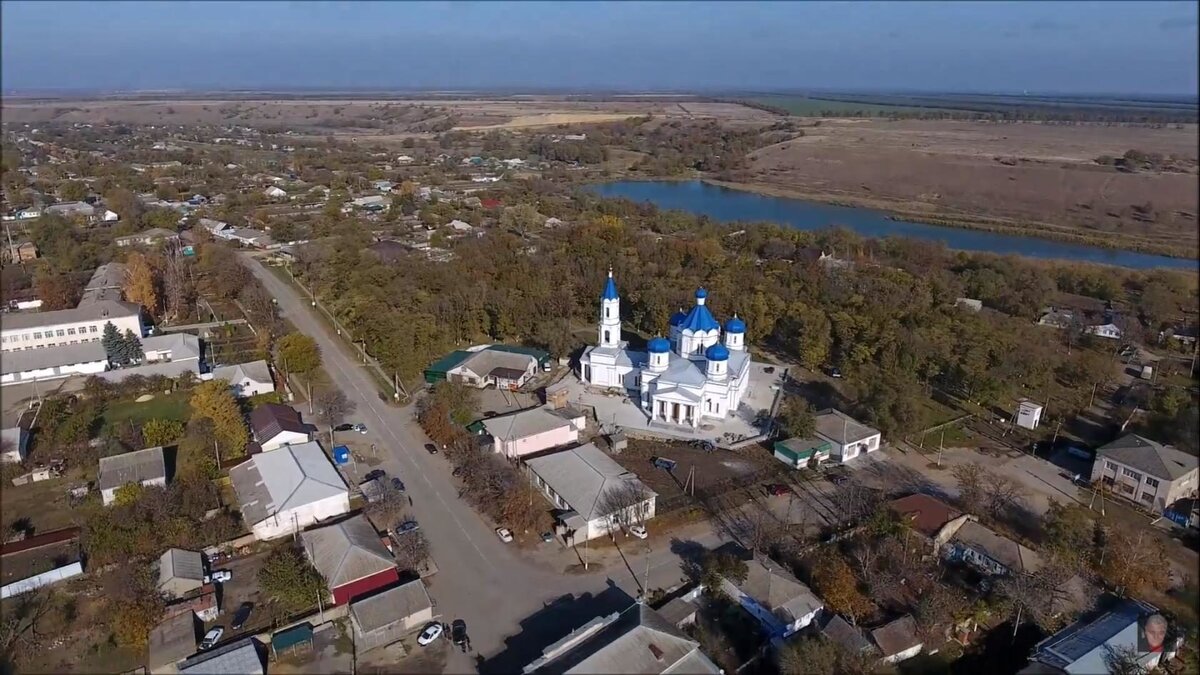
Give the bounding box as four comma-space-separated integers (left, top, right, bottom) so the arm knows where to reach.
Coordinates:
242, 254, 728, 670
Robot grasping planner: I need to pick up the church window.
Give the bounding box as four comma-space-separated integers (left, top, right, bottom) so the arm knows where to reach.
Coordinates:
605, 307, 610, 318
604, 330, 611, 343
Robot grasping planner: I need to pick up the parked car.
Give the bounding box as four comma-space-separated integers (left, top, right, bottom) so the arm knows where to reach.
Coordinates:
424, 443, 439, 455
391, 477, 405, 492
204, 569, 232, 584
396, 520, 420, 534
540, 531, 555, 543
451, 619, 468, 646
351, 423, 368, 434
651, 456, 677, 471
200, 627, 224, 650
765, 483, 790, 496
364, 469, 386, 482
417, 622, 443, 646
825, 472, 848, 486
333, 423, 356, 432
689, 439, 715, 452
496, 527, 514, 543
628, 524, 648, 539
231, 602, 253, 631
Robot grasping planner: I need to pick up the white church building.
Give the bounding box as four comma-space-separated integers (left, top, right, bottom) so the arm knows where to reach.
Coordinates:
579, 270, 752, 429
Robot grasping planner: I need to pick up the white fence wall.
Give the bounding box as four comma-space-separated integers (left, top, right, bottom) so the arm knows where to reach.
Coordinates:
1, 561, 84, 599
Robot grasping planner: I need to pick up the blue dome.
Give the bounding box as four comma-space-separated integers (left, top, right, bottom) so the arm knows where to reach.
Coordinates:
724, 316, 746, 334
668, 309, 688, 327
679, 304, 720, 333
601, 272, 619, 301
705, 343, 730, 361
647, 337, 670, 353
695, 288, 708, 299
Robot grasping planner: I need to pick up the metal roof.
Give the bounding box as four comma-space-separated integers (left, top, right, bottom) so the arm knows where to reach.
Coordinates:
601, 270, 620, 301
229, 441, 347, 527
677, 302, 720, 334
1029, 598, 1159, 671
350, 579, 432, 633
159, 548, 205, 583
249, 403, 309, 443
212, 359, 272, 385
524, 443, 656, 521
148, 611, 199, 670
97, 446, 167, 492
301, 514, 395, 588
1096, 434, 1198, 481
813, 409, 880, 445
1, 341, 108, 375
0, 299, 141, 332
178, 637, 264, 675
482, 406, 580, 442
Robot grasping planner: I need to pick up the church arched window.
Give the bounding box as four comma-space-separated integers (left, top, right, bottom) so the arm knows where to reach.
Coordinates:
604, 330, 611, 343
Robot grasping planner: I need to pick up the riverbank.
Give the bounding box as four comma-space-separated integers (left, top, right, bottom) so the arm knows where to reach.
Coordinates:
699, 178, 1197, 261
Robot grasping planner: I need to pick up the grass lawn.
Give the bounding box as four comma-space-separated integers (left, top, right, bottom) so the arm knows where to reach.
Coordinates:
101, 390, 191, 427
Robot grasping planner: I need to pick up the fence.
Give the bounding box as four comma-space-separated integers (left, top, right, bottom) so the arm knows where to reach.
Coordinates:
1, 561, 84, 599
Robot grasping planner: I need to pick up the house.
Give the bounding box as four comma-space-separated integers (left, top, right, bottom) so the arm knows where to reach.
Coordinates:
1, 342, 109, 386
350, 579, 434, 653
0, 299, 142, 352
395, 155, 414, 164
813, 409, 882, 464
818, 613, 875, 658
1090, 433, 1199, 514
102, 209, 120, 222
229, 441, 350, 540
887, 494, 972, 551
196, 218, 230, 236
210, 360, 275, 398
4, 240, 38, 263
1086, 322, 1123, 340
162, 582, 219, 622
177, 638, 264, 675
1038, 308, 1077, 329
97, 446, 168, 505
1166, 325, 1198, 345
142, 332, 202, 364
148, 611, 200, 674
655, 589, 701, 629
1016, 399, 1044, 430
525, 443, 657, 544
443, 347, 541, 389
371, 180, 395, 192
870, 615, 923, 664
114, 227, 181, 248
481, 406, 586, 459
447, 219, 473, 232
249, 403, 311, 452
955, 297, 983, 312
45, 201, 96, 220
1, 426, 29, 463
220, 227, 274, 248
1024, 597, 1179, 674
78, 262, 127, 305
301, 515, 398, 605
772, 436, 832, 469
263, 186, 288, 200
944, 520, 1043, 576
521, 602, 721, 674
717, 555, 823, 638
352, 195, 388, 209
157, 548, 205, 599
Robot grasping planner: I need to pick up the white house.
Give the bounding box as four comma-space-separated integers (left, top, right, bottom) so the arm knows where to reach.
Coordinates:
197, 218, 230, 236
210, 360, 275, 398
717, 557, 823, 639
249, 403, 312, 452
98, 446, 168, 505
481, 406, 585, 460
447, 349, 539, 390
1086, 322, 1123, 340
1, 300, 142, 352
943, 520, 1043, 576
813, 409, 882, 464
263, 186, 288, 200
114, 228, 181, 248
1015, 399, 1043, 430
1027, 598, 1180, 674
1, 342, 109, 386
102, 209, 120, 222
525, 443, 657, 544
229, 440, 350, 540
870, 615, 923, 665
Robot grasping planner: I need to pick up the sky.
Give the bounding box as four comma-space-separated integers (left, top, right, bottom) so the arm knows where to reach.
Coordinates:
2, 1, 1197, 95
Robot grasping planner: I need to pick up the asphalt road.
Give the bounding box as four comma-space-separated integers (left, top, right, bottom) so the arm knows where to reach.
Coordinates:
243, 255, 725, 673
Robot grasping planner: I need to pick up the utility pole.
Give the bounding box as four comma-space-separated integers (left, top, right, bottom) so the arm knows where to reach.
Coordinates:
937, 428, 945, 468
1050, 421, 1062, 448
214, 439, 222, 471
1088, 382, 1098, 409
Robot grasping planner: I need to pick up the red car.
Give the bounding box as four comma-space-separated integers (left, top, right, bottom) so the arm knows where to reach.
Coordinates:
766, 484, 790, 496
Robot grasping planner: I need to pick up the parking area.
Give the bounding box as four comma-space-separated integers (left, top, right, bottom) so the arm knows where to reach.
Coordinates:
475, 387, 540, 418
271, 621, 353, 675
202, 548, 273, 639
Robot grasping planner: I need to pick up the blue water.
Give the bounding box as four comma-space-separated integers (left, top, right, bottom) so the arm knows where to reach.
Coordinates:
589, 180, 1197, 270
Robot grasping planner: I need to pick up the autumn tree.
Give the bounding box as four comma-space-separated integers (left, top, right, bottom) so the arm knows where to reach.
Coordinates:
258, 546, 326, 619
34, 270, 81, 310
811, 552, 874, 625
276, 332, 322, 380
142, 418, 186, 447
189, 380, 248, 459
777, 396, 816, 439
1098, 528, 1169, 597
108, 563, 164, 647
123, 251, 160, 318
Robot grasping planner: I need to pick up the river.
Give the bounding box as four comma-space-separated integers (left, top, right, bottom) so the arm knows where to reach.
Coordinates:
589, 180, 1196, 270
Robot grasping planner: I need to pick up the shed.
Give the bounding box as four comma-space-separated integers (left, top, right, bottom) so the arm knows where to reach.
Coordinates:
270, 623, 314, 660
178, 637, 264, 674
148, 611, 200, 673
350, 579, 434, 653
1016, 399, 1043, 430
98, 446, 168, 505
772, 437, 832, 469
158, 548, 205, 599
870, 615, 923, 664
423, 350, 473, 384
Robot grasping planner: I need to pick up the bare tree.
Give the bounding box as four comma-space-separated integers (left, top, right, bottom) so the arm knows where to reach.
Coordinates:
0, 588, 55, 667
983, 472, 1028, 517
1101, 645, 1143, 675
391, 513, 430, 573
951, 463, 986, 515
365, 481, 408, 525
314, 388, 354, 443
162, 243, 195, 325
597, 480, 651, 531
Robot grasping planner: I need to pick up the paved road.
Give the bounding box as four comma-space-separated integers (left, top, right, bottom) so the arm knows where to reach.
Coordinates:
243, 255, 725, 672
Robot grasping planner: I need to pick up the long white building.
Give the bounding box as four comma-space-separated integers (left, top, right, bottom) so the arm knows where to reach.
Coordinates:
1, 300, 143, 352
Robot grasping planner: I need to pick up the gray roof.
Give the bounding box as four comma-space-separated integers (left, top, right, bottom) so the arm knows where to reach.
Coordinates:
731, 560, 823, 626
525, 443, 656, 520
98, 359, 201, 383
814, 409, 880, 445
78, 262, 126, 306
0, 341, 107, 375
148, 611, 199, 669
870, 615, 921, 658
951, 521, 1043, 575
198, 218, 229, 233
300, 514, 394, 588
178, 638, 264, 675
482, 406, 580, 441
0, 299, 141, 332
458, 350, 535, 379
1029, 598, 1158, 672
98, 446, 167, 492
142, 332, 202, 361
212, 360, 272, 386
819, 613, 874, 655
115, 228, 179, 244
159, 548, 205, 584
46, 201, 95, 216
350, 579, 432, 633
1096, 434, 1198, 482
524, 603, 721, 675
230, 441, 347, 527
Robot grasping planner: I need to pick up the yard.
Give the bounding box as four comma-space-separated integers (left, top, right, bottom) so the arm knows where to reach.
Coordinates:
101, 390, 191, 428
613, 439, 776, 503
0, 465, 90, 534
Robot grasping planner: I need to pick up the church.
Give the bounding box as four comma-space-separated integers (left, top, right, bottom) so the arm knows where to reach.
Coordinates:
579, 270, 752, 429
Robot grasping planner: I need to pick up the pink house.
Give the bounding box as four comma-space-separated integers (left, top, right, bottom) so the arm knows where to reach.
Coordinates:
481, 406, 586, 459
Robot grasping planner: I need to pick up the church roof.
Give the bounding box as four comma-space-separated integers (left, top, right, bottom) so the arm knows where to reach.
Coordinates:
669, 309, 687, 327
705, 344, 729, 361
725, 315, 746, 334
601, 270, 619, 301
647, 337, 670, 353
679, 304, 720, 333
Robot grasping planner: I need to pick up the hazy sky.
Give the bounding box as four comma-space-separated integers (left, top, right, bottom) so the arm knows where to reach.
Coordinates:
3, 1, 1197, 94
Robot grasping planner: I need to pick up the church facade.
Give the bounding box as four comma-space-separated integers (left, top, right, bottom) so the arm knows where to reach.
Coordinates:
578, 270, 752, 429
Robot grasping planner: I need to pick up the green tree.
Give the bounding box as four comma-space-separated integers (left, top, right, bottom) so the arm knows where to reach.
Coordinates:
58, 180, 88, 202
777, 396, 815, 439
777, 634, 841, 675
700, 551, 749, 591
142, 418, 186, 447
276, 332, 322, 378
189, 380, 248, 459
101, 321, 124, 363
122, 329, 144, 364
257, 546, 326, 617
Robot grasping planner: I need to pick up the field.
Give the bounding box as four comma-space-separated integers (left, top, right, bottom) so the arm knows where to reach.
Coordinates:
100, 390, 191, 427
730, 118, 1200, 256
749, 96, 965, 116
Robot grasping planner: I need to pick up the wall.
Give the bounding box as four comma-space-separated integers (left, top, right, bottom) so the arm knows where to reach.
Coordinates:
231, 379, 274, 398
1, 561, 84, 599
101, 476, 168, 506
259, 431, 312, 453
1, 358, 108, 386
497, 424, 579, 459
252, 494, 351, 540
331, 568, 400, 606
1, 312, 141, 352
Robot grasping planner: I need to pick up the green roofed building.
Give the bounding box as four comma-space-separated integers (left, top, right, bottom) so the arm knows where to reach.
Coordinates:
270, 623, 314, 660
773, 437, 831, 469
423, 345, 550, 387
423, 351, 474, 384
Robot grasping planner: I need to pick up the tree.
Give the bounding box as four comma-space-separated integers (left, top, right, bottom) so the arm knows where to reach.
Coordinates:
951, 463, 986, 515
700, 551, 749, 590
58, 180, 87, 202
811, 552, 873, 625
189, 380, 248, 459
162, 244, 195, 324
142, 418, 186, 447
123, 251, 160, 318
257, 546, 326, 618
101, 322, 125, 364
391, 516, 431, 572
1098, 528, 1169, 597
777, 396, 815, 439
122, 329, 144, 364
109, 563, 164, 647
276, 332, 322, 379
34, 270, 81, 310
1040, 502, 1097, 569
314, 387, 353, 440
777, 634, 840, 675
597, 480, 652, 531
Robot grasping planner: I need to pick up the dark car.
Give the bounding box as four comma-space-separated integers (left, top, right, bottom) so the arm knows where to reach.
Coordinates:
424, 443, 439, 455
391, 477, 405, 492
826, 472, 849, 486
333, 423, 356, 432
364, 469, 387, 482
765, 483, 790, 497
231, 602, 253, 631
396, 520, 420, 534
829, 367, 843, 378
451, 619, 468, 647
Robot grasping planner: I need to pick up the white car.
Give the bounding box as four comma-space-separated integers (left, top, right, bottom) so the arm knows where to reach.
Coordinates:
628, 525, 648, 539
205, 569, 232, 584
417, 622, 444, 646
200, 627, 224, 650
496, 527, 514, 543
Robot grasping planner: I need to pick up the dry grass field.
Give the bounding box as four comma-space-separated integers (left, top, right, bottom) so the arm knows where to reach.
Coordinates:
735, 119, 1199, 254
